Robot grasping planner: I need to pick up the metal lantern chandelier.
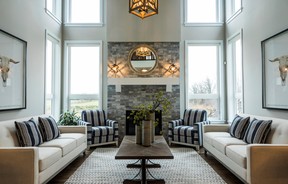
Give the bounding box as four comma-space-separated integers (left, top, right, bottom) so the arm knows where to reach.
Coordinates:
129, 0, 158, 19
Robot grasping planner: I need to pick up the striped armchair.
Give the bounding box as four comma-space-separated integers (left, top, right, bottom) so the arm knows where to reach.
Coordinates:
168, 109, 210, 150
79, 110, 118, 148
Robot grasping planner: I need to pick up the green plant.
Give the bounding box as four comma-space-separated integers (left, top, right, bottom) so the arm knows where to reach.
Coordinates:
127, 91, 173, 125
58, 110, 80, 126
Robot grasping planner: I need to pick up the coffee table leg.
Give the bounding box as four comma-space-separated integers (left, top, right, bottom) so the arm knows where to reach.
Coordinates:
141, 159, 146, 183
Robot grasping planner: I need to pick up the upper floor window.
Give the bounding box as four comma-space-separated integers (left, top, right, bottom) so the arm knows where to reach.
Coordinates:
65, 0, 102, 25
186, 41, 224, 120
226, 0, 242, 23
185, 0, 222, 25
45, 0, 62, 23
227, 32, 243, 120
45, 32, 61, 118
64, 41, 102, 114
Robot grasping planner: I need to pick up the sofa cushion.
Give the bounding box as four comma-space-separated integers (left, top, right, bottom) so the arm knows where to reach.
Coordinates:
38, 116, 60, 142
229, 115, 250, 139
39, 138, 77, 156
58, 133, 86, 146
38, 147, 62, 172
243, 118, 272, 144
203, 132, 231, 145
15, 118, 43, 147
212, 137, 247, 155
226, 145, 247, 169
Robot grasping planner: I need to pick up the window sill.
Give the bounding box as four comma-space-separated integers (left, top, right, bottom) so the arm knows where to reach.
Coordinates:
64, 23, 104, 27
226, 8, 243, 24
183, 22, 224, 27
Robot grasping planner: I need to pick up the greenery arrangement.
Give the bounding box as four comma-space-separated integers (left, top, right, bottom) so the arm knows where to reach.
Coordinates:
58, 110, 80, 126
127, 91, 173, 125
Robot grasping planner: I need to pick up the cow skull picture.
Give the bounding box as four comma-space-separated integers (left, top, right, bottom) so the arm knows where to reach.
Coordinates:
0, 55, 20, 87
269, 55, 288, 86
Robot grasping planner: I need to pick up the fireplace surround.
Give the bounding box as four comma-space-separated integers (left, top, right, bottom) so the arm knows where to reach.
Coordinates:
107, 42, 180, 142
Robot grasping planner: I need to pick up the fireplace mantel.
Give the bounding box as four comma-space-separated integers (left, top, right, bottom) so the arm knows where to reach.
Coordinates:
108, 78, 179, 92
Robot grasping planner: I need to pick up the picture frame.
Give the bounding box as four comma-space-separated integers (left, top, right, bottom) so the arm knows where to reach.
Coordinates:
262, 28, 288, 110
0, 29, 27, 111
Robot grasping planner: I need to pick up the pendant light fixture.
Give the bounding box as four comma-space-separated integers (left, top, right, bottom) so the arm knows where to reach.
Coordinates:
129, 0, 158, 19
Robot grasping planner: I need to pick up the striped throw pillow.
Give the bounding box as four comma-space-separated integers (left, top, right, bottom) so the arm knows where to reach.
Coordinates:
38, 116, 60, 141
15, 118, 43, 147
229, 115, 250, 139
243, 118, 272, 144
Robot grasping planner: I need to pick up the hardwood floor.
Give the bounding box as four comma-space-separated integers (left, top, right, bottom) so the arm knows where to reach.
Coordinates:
49, 147, 244, 184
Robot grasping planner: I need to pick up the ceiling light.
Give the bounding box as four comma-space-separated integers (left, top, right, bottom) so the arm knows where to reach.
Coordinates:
129, 0, 158, 19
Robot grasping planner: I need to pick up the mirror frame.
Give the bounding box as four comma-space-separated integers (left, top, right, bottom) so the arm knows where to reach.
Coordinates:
128, 44, 158, 74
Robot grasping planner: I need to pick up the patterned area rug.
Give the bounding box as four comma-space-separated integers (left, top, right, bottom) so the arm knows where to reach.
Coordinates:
65, 147, 226, 184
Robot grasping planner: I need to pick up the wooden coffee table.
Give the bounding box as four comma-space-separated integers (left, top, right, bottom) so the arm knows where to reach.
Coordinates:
115, 136, 174, 184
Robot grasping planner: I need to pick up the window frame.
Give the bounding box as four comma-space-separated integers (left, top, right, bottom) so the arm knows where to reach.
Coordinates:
45, 31, 61, 118
63, 40, 103, 112
184, 0, 224, 27
185, 40, 225, 121
64, 0, 104, 26
45, 0, 62, 24
226, 0, 243, 23
227, 30, 244, 120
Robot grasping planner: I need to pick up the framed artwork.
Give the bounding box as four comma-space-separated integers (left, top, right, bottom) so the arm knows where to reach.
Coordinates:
262, 28, 288, 110
0, 29, 27, 111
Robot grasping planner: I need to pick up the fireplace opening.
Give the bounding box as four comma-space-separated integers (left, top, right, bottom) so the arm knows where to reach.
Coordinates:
126, 110, 162, 135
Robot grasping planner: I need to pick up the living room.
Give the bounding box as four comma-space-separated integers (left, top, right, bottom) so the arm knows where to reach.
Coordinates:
0, 0, 288, 184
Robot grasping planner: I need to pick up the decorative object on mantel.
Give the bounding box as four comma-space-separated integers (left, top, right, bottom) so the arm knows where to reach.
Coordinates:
127, 91, 173, 146
129, 0, 158, 19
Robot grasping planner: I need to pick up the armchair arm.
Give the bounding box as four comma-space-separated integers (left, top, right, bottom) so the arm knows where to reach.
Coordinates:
203, 124, 230, 133
194, 121, 211, 146
247, 144, 288, 184
58, 125, 87, 134
77, 120, 92, 145
106, 119, 118, 141
0, 147, 39, 184
168, 119, 183, 139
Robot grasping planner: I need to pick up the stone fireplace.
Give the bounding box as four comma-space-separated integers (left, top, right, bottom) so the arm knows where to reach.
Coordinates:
107, 42, 180, 142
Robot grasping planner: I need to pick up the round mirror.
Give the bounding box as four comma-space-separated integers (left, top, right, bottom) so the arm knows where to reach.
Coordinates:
128, 45, 158, 74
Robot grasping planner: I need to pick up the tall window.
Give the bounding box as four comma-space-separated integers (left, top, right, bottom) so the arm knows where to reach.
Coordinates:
45, 0, 62, 23
227, 32, 243, 119
65, 0, 102, 25
64, 41, 101, 114
226, 0, 242, 22
186, 41, 224, 120
185, 0, 222, 25
45, 32, 61, 117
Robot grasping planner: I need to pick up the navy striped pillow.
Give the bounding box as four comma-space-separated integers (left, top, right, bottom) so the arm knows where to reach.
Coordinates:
38, 116, 60, 141
243, 118, 272, 144
15, 118, 43, 147
229, 115, 250, 139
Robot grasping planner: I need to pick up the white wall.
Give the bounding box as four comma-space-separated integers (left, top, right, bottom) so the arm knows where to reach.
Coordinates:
226, 0, 288, 119
0, 0, 61, 120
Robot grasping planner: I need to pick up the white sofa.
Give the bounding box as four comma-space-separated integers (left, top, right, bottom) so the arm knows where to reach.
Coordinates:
203, 114, 288, 184
0, 115, 87, 184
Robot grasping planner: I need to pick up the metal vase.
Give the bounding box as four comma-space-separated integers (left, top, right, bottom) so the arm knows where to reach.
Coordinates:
135, 124, 142, 144
142, 120, 152, 146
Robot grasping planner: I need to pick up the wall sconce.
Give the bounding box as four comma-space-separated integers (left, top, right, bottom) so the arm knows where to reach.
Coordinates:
129, 0, 158, 19
168, 63, 178, 74
111, 64, 120, 74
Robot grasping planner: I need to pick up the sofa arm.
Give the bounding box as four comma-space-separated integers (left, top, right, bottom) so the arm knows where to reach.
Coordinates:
0, 147, 39, 184
247, 144, 288, 184
77, 120, 92, 145
203, 124, 230, 133
58, 125, 87, 134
